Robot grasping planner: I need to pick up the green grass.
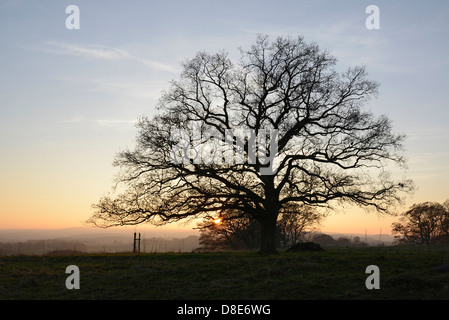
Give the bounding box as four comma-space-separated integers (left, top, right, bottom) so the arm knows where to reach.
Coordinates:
1, 246, 449, 300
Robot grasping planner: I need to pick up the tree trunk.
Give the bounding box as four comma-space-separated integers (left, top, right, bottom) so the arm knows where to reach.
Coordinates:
259, 176, 279, 254
259, 213, 279, 254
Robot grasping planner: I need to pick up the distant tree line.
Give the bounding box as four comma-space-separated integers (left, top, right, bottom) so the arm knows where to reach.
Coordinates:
392, 200, 449, 245
196, 204, 371, 251
196, 204, 322, 251
142, 236, 199, 253
308, 233, 368, 248
198, 199, 449, 250
197, 220, 369, 251
0, 240, 87, 256
0, 236, 201, 255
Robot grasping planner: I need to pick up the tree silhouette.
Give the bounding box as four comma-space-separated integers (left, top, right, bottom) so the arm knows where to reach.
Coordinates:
196, 214, 260, 251
392, 202, 449, 245
88, 35, 412, 254
276, 204, 323, 249
196, 204, 322, 251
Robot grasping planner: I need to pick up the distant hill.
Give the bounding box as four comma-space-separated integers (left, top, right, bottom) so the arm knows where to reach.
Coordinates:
0, 226, 198, 242
0, 227, 395, 255
0, 227, 200, 255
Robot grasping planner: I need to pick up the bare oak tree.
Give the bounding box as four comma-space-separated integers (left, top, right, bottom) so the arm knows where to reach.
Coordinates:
88, 35, 412, 254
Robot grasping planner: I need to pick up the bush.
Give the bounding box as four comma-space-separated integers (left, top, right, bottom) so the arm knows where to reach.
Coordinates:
286, 242, 324, 252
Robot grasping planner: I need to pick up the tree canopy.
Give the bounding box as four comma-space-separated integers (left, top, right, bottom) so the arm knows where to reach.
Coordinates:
392, 201, 449, 245
88, 35, 412, 253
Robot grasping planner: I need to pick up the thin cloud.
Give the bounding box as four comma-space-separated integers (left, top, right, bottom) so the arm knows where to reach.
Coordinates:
41, 40, 178, 73
60, 117, 137, 126
43, 40, 129, 59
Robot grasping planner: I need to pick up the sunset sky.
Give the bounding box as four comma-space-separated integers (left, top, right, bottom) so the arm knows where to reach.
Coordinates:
1, 0, 448, 235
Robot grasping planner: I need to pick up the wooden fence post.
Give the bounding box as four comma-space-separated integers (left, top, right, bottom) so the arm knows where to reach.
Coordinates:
133, 232, 141, 253
138, 233, 141, 253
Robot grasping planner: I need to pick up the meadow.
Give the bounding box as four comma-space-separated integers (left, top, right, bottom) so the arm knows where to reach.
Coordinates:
1, 246, 448, 300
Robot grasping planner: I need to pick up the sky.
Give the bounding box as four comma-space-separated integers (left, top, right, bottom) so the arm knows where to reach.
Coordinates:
1, 0, 448, 236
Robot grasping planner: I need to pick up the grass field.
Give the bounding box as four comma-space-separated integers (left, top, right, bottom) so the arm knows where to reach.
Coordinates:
1, 246, 449, 300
